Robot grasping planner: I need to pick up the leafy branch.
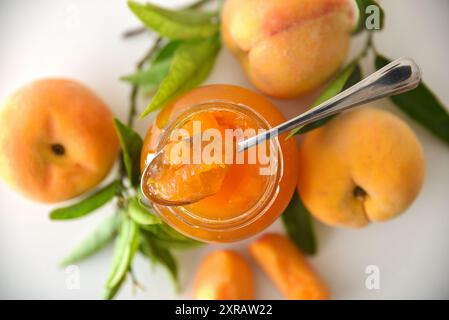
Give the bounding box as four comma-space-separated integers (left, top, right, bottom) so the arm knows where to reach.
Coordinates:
122, 0, 221, 121
49, 0, 220, 300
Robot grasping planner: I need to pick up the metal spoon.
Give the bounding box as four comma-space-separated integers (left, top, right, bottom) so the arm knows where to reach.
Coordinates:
141, 57, 421, 207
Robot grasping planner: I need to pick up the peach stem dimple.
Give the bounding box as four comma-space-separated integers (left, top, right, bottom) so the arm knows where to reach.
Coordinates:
353, 185, 367, 200
51, 143, 65, 156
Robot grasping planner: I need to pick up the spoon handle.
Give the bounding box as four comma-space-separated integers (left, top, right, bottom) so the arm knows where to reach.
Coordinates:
238, 57, 421, 152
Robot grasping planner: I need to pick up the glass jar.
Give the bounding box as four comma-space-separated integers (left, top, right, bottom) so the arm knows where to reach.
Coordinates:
141, 85, 299, 242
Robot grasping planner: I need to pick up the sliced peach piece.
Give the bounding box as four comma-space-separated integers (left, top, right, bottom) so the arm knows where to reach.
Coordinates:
193, 250, 255, 300
249, 233, 329, 300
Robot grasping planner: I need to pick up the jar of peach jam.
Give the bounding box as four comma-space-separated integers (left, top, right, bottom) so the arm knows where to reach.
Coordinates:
141, 85, 298, 242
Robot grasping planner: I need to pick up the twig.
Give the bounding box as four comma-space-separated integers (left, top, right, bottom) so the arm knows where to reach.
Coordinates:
356, 31, 375, 61
126, 37, 163, 128
122, 26, 147, 38
117, 37, 162, 186
129, 268, 145, 294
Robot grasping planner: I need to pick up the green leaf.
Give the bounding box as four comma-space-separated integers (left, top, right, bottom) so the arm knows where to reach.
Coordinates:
152, 41, 182, 64
120, 59, 171, 87
128, 197, 162, 225
281, 192, 317, 255
103, 275, 126, 300
113, 118, 143, 186
49, 181, 119, 220
140, 36, 221, 119
353, 0, 385, 34
128, 1, 219, 40
59, 214, 121, 266
139, 231, 179, 291
120, 41, 181, 91
287, 62, 362, 138
142, 224, 202, 250
375, 55, 449, 146
105, 215, 139, 289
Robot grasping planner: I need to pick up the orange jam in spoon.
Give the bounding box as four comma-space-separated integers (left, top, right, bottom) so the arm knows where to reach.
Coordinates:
142, 112, 231, 206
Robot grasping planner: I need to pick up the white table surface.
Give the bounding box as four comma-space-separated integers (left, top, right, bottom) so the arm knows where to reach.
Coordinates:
0, 0, 448, 300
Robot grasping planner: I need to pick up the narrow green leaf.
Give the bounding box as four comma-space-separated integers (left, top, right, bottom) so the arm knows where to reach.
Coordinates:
152, 41, 182, 64
140, 36, 221, 119
103, 275, 126, 300
287, 62, 362, 138
139, 231, 179, 290
282, 192, 317, 255
59, 214, 121, 266
120, 59, 171, 86
155, 49, 218, 127
353, 0, 384, 34
120, 41, 181, 89
49, 181, 119, 220
128, 197, 162, 225
140, 217, 199, 242
105, 215, 139, 289
375, 55, 449, 146
128, 1, 219, 40
142, 224, 202, 250
113, 118, 143, 186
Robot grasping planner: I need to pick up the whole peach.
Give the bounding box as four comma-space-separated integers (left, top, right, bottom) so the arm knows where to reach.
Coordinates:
0, 79, 119, 203
221, 0, 354, 98
297, 108, 425, 227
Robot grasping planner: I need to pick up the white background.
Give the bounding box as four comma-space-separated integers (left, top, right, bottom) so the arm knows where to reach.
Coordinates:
0, 0, 448, 299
